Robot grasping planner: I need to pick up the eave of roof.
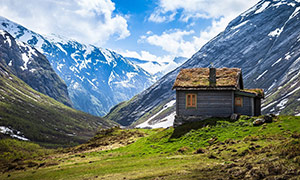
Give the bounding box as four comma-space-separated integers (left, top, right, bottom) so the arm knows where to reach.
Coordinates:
240, 89, 265, 98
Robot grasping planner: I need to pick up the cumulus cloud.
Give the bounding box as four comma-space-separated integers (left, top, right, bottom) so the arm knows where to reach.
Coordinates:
149, 0, 258, 23
143, 0, 259, 58
120, 50, 179, 75
149, 10, 176, 23
0, 0, 130, 45
121, 50, 173, 63
139, 29, 196, 58
141, 16, 237, 59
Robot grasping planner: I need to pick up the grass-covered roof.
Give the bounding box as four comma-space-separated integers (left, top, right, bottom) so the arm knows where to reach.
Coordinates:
241, 89, 265, 98
173, 68, 241, 89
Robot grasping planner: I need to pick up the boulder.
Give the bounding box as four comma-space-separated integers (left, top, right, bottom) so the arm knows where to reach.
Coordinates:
195, 148, 205, 154
230, 114, 240, 121
263, 114, 273, 123
253, 119, 265, 126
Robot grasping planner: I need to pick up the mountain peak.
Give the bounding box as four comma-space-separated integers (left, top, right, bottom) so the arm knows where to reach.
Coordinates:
0, 30, 72, 106
0, 17, 157, 116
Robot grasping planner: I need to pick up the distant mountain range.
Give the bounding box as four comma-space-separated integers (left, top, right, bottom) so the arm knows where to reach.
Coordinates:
0, 30, 115, 146
0, 17, 159, 116
126, 56, 187, 81
106, 0, 300, 127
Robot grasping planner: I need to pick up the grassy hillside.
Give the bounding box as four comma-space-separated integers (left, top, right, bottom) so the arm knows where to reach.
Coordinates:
1, 115, 300, 179
0, 64, 116, 147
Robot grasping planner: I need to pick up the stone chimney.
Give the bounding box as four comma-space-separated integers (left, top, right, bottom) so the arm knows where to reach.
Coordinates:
209, 68, 216, 86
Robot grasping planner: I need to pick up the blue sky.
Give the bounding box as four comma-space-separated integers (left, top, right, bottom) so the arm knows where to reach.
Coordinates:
0, 0, 259, 62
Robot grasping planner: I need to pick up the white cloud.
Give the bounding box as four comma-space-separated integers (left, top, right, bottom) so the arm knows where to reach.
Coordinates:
143, 0, 259, 59
121, 50, 172, 63
149, 0, 258, 23
140, 16, 237, 59
120, 50, 179, 75
0, 0, 130, 45
149, 10, 176, 23
139, 29, 196, 58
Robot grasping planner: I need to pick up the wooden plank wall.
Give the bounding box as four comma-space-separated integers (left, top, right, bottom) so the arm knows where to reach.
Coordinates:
234, 96, 253, 116
176, 90, 233, 117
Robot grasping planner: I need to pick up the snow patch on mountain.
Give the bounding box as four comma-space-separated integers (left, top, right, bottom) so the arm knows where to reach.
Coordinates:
0, 126, 29, 141
289, 6, 300, 20
101, 48, 115, 64
20, 53, 30, 71
143, 112, 176, 129
56, 43, 68, 55
44, 33, 70, 45
136, 100, 175, 128
255, 1, 270, 14
272, 58, 282, 66
276, 98, 289, 111
268, 27, 283, 37
256, 70, 268, 81
231, 20, 249, 30
284, 53, 292, 60
8, 60, 12, 66
286, 86, 300, 97
0, 30, 12, 46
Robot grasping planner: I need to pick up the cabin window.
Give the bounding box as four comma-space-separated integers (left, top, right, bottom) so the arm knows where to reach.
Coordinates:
235, 97, 243, 107
186, 93, 197, 108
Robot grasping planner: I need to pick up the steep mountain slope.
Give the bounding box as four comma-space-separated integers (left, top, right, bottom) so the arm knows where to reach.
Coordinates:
0, 17, 155, 116
0, 63, 115, 147
106, 0, 300, 126
0, 30, 71, 106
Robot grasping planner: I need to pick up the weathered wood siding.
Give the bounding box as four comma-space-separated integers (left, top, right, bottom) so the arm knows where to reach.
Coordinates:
234, 95, 254, 116
176, 90, 233, 117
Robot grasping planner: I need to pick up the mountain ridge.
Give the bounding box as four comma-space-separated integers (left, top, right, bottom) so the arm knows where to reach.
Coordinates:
0, 30, 72, 106
0, 17, 156, 116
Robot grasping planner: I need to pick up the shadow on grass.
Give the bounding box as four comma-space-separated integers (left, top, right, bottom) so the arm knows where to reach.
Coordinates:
170, 117, 235, 139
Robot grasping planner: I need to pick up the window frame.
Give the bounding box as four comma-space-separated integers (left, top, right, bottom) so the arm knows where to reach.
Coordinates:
235, 97, 243, 107
186, 93, 197, 109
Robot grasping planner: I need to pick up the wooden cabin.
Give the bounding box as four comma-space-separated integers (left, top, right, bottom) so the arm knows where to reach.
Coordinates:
172, 68, 264, 125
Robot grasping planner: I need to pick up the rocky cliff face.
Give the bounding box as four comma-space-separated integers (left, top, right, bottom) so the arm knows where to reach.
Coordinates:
0, 17, 155, 116
0, 30, 71, 106
106, 0, 300, 126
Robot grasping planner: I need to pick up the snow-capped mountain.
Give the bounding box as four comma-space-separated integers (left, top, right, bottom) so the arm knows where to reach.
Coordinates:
126, 56, 187, 80
0, 16, 156, 116
0, 30, 71, 106
0, 58, 115, 146
106, 0, 300, 127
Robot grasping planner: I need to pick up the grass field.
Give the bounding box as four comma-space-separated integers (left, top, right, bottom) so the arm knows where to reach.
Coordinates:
1, 115, 300, 179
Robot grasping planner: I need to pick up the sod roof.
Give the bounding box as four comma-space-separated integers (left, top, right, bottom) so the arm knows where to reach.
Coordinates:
173, 68, 241, 89
241, 89, 265, 98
